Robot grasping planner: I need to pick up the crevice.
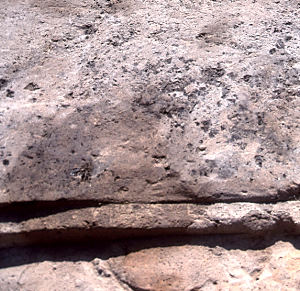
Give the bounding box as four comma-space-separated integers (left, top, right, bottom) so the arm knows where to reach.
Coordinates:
0, 227, 193, 249
0, 213, 299, 249
109, 266, 146, 291
0, 199, 103, 223
0, 234, 299, 269
0, 185, 299, 223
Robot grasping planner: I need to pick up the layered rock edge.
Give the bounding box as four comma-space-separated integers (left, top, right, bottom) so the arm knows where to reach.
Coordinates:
1, 0, 300, 289
1, 201, 299, 248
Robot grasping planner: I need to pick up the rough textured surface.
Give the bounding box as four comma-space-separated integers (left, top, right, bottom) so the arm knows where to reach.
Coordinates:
0, 0, 300, 290
0, 236, 300, 291
1, 0, 300, 203
0, 202, 300, 248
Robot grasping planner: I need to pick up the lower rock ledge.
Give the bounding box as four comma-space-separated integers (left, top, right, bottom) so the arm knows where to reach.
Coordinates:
0, 235, 299, 291
0, 202, 299, 248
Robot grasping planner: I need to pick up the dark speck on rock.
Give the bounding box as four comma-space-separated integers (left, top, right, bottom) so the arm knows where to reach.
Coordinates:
6, 89, 14, 98
201, 120, 211, 132
243, 75, 252, 82
255, 155, 263, 167
3, 159, 9, 166
0, 78, 8, 90
24, 82, 40, 91
275, 39, 285, 49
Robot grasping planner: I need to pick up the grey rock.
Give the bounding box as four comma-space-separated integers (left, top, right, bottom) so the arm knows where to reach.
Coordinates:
0, 0, 299, 204
0, 0, 299, 290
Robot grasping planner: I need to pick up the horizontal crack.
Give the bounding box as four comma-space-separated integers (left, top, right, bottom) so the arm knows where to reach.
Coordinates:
1, 233, 298, 269
0, 189, 300, 223
0, 202, 299, 249
0, 200, 102, 223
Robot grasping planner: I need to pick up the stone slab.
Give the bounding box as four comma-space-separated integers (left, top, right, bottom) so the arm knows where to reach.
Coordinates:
0, 0, 299, 204
0, 202, 299, 248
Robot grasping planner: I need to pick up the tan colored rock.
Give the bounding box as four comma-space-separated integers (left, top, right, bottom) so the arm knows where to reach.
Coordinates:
0, 0, 300, 290
0, 237, 299, 291
0, 0, 299, 204
108, 239, 300, 291
0, 202, 299, 248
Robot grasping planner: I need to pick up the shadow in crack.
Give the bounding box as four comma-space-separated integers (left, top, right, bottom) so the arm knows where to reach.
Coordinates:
0, 234, 299, 269
0, 200, 102, 223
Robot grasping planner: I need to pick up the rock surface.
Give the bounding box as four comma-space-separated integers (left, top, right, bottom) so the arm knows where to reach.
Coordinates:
0, 202, 300, 248
1, 0, 300, 203
0, 0, 299, 290
0, 236, 300, 291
